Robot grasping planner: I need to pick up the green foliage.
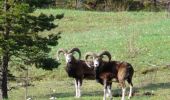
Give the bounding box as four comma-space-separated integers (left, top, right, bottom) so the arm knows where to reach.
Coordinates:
3, 8, 169, 100
54, 0, 167, 11
0, 1, 63, 69
27, 9, 170, 100
0, 2, 63, 98
37, 58, 60, 70
25, 0, 55, 8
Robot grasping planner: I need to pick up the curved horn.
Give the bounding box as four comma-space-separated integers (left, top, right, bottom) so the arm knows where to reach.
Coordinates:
98, 51, 111, 62
57, 48, 67, 60
84, 52, 96, 68
69, 48, 81, 60
84, 52, 97, 61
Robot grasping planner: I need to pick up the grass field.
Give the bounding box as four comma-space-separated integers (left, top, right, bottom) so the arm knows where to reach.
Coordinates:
8, 9, 170, 100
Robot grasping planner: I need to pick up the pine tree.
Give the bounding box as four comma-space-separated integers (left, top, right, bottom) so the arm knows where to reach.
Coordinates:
0, 0, 62, 98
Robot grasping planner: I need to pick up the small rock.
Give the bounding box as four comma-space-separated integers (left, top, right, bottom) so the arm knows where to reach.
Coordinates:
49, 97, 57, 100
27, 98, 32, 100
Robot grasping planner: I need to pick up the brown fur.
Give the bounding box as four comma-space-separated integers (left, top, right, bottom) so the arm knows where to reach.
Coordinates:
96, 61, 134, 87
87, 51, 134, 100
66, 58, 95, 85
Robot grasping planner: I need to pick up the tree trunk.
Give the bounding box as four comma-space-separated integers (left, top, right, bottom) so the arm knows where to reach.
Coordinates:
76, 0, 79, 9
0, 53, 9, 99
153, 0, 157, 11
0, 90, 2, 100
153, 0, 157, 7
0, 0, 10, 98
1, 54, 9, 99
94, 0, 99, 8
104, 0, 107, 11
0, 57, 2, 100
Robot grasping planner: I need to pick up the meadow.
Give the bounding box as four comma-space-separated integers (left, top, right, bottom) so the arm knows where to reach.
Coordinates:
8, 9, 170, 100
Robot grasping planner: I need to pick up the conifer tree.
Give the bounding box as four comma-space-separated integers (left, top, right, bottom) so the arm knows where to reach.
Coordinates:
0, 0, 62, 98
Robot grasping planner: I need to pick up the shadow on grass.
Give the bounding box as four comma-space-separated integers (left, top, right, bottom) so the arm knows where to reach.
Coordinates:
47, 90, 103, 98
46, 88, 127, 98
131, 82, 170, 96
135, 82, 170, 90
96, 82, 170, 97
31, 82, 170, 99
32, 90, 103, 99
140, 82, 170, 90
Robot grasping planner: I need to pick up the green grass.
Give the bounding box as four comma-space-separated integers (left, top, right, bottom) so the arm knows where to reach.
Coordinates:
8, 9, 170, 100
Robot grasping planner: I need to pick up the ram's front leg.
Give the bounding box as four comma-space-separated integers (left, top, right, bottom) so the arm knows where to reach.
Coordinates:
74, 79, 78, 98
103, 80, 107, 100
77, 79, 82, 98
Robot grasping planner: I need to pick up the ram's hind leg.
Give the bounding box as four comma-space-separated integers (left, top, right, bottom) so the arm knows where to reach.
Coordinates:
127, 78, 133, 99
119, 81, 126, 100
